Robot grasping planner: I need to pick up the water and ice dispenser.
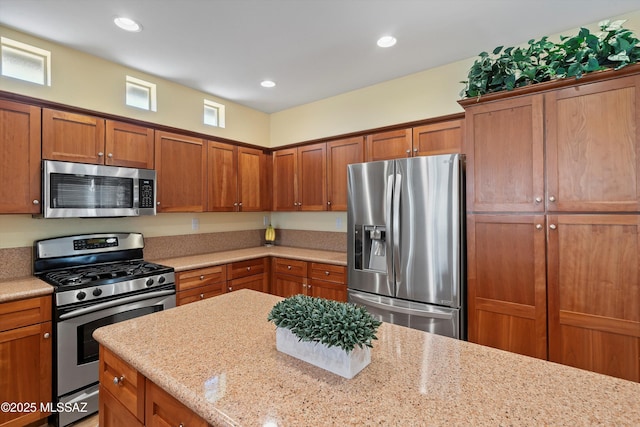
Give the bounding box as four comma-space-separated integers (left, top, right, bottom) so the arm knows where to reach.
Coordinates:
353, 225, 387, 273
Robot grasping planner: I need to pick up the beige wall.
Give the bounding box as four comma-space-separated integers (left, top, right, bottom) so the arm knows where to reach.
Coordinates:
2, 10, 640, 250
0, 26, 270, 147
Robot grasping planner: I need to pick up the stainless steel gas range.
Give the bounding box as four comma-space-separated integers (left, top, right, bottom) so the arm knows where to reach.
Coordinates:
34, 232, 176, 427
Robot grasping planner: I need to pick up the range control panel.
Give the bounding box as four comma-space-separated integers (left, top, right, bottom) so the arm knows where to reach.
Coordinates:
73, 237, 119, 251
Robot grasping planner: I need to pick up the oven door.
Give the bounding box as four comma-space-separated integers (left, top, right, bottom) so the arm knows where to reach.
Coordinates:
56, 288, 175, 397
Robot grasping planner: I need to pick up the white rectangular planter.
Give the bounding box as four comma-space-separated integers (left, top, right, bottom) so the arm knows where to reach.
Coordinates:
275, 327, 371, 379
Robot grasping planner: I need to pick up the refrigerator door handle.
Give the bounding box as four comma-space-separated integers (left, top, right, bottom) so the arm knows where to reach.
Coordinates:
392, 173, 402, 288
385, 173, 394, 291
351, 292, 454, 320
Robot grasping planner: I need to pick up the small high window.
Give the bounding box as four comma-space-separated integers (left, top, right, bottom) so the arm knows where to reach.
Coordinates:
126, 75, 157, 111
204, 99, 225, 128
1, 37, 51, 86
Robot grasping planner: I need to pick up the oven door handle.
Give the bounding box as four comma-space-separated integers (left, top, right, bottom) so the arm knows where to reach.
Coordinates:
59, 289, 175, 320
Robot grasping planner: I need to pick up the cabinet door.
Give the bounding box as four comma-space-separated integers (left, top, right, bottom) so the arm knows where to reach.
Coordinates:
327, 137, 363, 211
298, 143, 327, 211
105, 120, 154, 169
272, 273, 306, 298
42, 108, 105, 164
155, 131, 207, 212
309, 280, 347, 302
412, 119, 463, 156
365, 129, 412, 161
546, 75, 640, 212
0, 100, 41, 213
207, 141, 238, 212
237, 146, 264, 211
547, 214, 640, 382
467, 214, 547, 359
99, 385, 143, 427
0, 322, 52, 426
272, 148, 298, 211
146, 380, 208, 427
465, 95, 544, 213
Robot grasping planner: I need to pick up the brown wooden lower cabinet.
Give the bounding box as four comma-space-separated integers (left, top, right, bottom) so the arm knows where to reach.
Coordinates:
176, 265, 226, 306
99, 346, 209, 427
271, 258, 347, 301
468, 213, 640, 382
0, 296, 52, 427
99, 385, 143, 427
146, 380, 208, 427
466, 214, 548, 359
227, 257, 269, 293
547, 214, 640, 382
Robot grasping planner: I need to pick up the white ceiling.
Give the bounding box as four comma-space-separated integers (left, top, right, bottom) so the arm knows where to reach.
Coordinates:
1, 0, 640, 113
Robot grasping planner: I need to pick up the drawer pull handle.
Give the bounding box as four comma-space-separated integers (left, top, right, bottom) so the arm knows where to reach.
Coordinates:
200, 293, 204, 299
113, 376, 124, 386
200, 275, 205, 280
287, 265, 292, 270
325, 271, 330, 276
246, 266, 251, 271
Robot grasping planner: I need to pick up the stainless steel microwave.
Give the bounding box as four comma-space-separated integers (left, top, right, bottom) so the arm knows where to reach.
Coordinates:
41, 160, 156, 218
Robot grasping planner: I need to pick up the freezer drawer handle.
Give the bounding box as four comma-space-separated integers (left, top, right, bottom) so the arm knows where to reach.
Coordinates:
354, 294, 453, 320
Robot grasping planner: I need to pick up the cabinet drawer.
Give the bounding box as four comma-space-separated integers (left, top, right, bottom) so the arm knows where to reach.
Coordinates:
309, 263, 346, 284
227, 257, 266, 279
0, 296, 52, 332
176, 265, 226, 292
228, 273, 267, 293
177, 282, 225, 305
99, 346, 145, 423
273, 258, 307, 277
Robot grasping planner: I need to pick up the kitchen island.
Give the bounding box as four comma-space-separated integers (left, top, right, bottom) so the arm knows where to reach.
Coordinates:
94, 290, 640, 426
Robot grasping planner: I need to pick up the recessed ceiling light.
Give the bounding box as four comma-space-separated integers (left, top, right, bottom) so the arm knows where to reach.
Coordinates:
114, 17, 142, 32
377, 36, 397, 48
261, 80, 276, 88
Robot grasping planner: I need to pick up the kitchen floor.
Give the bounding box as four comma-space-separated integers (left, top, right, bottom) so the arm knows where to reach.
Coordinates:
69, 414, 98, 427
28, 414, 98, 427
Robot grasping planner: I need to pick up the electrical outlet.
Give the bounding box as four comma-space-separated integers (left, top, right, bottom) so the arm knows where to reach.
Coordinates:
263, 215, 269, 226
336, 217, 342, 229
191, 218, 199, 230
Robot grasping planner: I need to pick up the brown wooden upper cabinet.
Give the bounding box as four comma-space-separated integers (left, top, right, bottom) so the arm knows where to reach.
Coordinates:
42, 109, 154, 168
545, 75, 640, 212
155, 131, 207, 212
0, 100, 41, 214
207, 141, 265, 211
365, 129, 412, 161
327, 137, 363, 211
412, 119, 463, 156
273, 143, 327, 211
464, 95, 545, 213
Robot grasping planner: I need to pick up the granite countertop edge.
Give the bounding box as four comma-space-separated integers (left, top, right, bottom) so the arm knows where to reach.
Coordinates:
0, 276, 54, 303
153, 246, 347, 271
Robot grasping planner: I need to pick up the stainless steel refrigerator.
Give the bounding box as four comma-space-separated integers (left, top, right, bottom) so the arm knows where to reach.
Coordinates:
347, 154, 465, 339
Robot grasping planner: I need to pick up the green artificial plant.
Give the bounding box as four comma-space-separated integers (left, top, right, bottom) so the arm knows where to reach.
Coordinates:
461, 19, 640, 99
267, 294, 382, 353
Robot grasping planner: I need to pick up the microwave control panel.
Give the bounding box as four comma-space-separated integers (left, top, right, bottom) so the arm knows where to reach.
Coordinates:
139, 179, 155, 208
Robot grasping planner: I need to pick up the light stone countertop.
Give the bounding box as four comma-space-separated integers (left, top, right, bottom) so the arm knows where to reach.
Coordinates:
154, 246, 347, 271
0, 276, 53, 303
94, 289, 640, 426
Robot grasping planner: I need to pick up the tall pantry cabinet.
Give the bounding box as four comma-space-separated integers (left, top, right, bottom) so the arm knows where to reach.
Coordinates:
462, 69, 640, 382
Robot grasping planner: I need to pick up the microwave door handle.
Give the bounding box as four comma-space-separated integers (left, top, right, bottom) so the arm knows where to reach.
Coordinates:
58, 289, 175, 320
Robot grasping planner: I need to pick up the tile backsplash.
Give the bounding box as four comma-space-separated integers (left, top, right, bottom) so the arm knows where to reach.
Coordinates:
0, 229, 346, 280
